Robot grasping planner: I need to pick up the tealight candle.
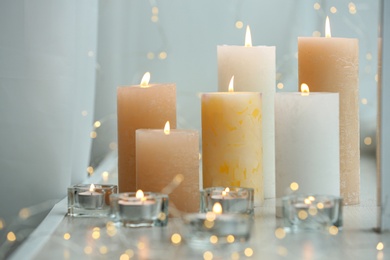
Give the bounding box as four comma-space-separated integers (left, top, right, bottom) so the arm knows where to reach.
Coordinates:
182, 202, 253, 248
200, 187, 254, 215
282, 194, 343, 232
110, 190, 169, 227
78, 184, 104, 209
68, 184, 117, 217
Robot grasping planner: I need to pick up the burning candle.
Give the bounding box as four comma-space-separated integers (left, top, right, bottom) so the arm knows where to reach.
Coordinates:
77, 184, 104, 209
275, 84, 340, 216
117, 72, 177, 193
110, 190, 169, 227
182, 202, 253, 247
298, 17, 359, 205
136, 121, 199, 213
200, 187, 254, 215
218, 26, 275, 199
202, 77, 263, 206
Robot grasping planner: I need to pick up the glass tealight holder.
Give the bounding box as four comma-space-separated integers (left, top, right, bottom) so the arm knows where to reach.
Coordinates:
110, 192, 169, 227
200, 187, 254, 215
68, 184, 117, 217
182, 212, 253, 248
282, 194, 343, 232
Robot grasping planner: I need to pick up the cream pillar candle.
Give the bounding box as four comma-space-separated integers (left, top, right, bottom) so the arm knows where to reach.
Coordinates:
202, 78, 263, 205
275, 89, 340, 216
136, 122, 199, 213
298, 17, 359, 205
217, 26, 275, 199
117, 73, 176, 193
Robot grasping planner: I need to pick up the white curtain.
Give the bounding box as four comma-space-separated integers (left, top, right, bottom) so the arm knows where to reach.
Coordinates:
0, 0, 98, 233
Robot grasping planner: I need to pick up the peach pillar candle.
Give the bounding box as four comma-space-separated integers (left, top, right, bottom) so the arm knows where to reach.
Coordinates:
202, 78, 263, 205
298, 17, 359, 205
136, 122, 199, 213
218, 26, 276, 199
117, 73, 176, 193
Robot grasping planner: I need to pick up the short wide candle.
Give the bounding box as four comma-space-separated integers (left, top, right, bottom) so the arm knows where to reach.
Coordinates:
117, 79, 176, 193
298, 33, 359, 205
136, 128, 199, 213
275, 92, 340, 215
202, 92, 263, 205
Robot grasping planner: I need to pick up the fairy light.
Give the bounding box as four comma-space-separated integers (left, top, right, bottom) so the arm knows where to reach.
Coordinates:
171, 233, 182, 244
275, 228, 286, 239
290, 182, 299, 191
244, 247, 254, 257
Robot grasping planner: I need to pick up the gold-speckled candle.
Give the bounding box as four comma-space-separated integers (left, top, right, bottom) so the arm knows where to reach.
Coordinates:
298, 35, 359, 205
201, 91, 263, 205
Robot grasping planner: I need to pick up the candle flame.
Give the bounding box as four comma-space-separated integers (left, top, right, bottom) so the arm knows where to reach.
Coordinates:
89, 184, 95, 192
300, 83, 310, 96
228, 76, 235, 92
164, 121, 170, 135
136, 189, 144, 199
222, 187, 230, 197
245, 25, 252, 47
325, 16, 331, 38
140, 72, 151, 87
212, 202, 223, 214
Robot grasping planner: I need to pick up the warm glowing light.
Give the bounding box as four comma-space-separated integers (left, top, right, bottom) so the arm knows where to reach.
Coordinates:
7, 232, 16, 242
19, 208, 30, 219
159, 52, 167, 59
212, 202, 223, 214
140, 72, 151, 87
298, 210, 308, 220
90, 131, 97, 138
164, 121, 170, 135
245, 25, 252, 47
361, 98, 368, 105
94, 121, 101, 128
290, 182, 299, 191
102, 171, 109, 182
325, 16, 331, 38
151, 15, 158, 22
0, 219, 4, 230
275, 228, 286, 239
313, 3, 321, 10
84, 246, 93, 255
317, 202, 324, 209
210, 235, 218, 244
364, 137, 372, 145
89, 184, 95, 192
329, 225, 339, 235
137, 242, 146, 250
87, 166, 94, 174
206, 212, 217, 222
147, 52, 155, 60
63, 233, 71, 240
125, 249, 134, 258
235, 21, 243, 29
203, 251, 213, 260
377, 242, 384, 251
277, 83, 284, 89
304, 198, 312, 205
226, 235, 235, 243
136, 190, 144, 199
308, 196, 315, 201
300, 83, 310, 96
222, 187, 230, 196
228, 76, 235, 92
100, 246, 108, 254
171, 233, 182, 244
330, 6, 337, 14
120, 254, 130, 260
244, 247, 254, 257
92, 230, 100, 239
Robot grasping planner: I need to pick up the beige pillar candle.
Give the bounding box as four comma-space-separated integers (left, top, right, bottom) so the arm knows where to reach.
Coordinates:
217, 26, 275, 199
117, 73, 176, 193
202, 78, 263, 205
298, 17, 359, 205
136, 122, 199, 213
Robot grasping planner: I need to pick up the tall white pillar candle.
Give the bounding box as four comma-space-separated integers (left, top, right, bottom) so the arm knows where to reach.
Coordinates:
298, 17, 359, 205
218, 26, 275, 198
275, 91, 340, 215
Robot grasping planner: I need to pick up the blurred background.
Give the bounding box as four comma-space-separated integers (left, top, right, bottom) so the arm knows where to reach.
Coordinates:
0, 0, 380, 254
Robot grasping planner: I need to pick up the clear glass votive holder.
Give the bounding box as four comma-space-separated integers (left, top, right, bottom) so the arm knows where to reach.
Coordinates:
182, 212, 253, 248
200, 187, 254, 215
110, 192, 169, 227
68, 184, 117, 217
282, 194, 343, 232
